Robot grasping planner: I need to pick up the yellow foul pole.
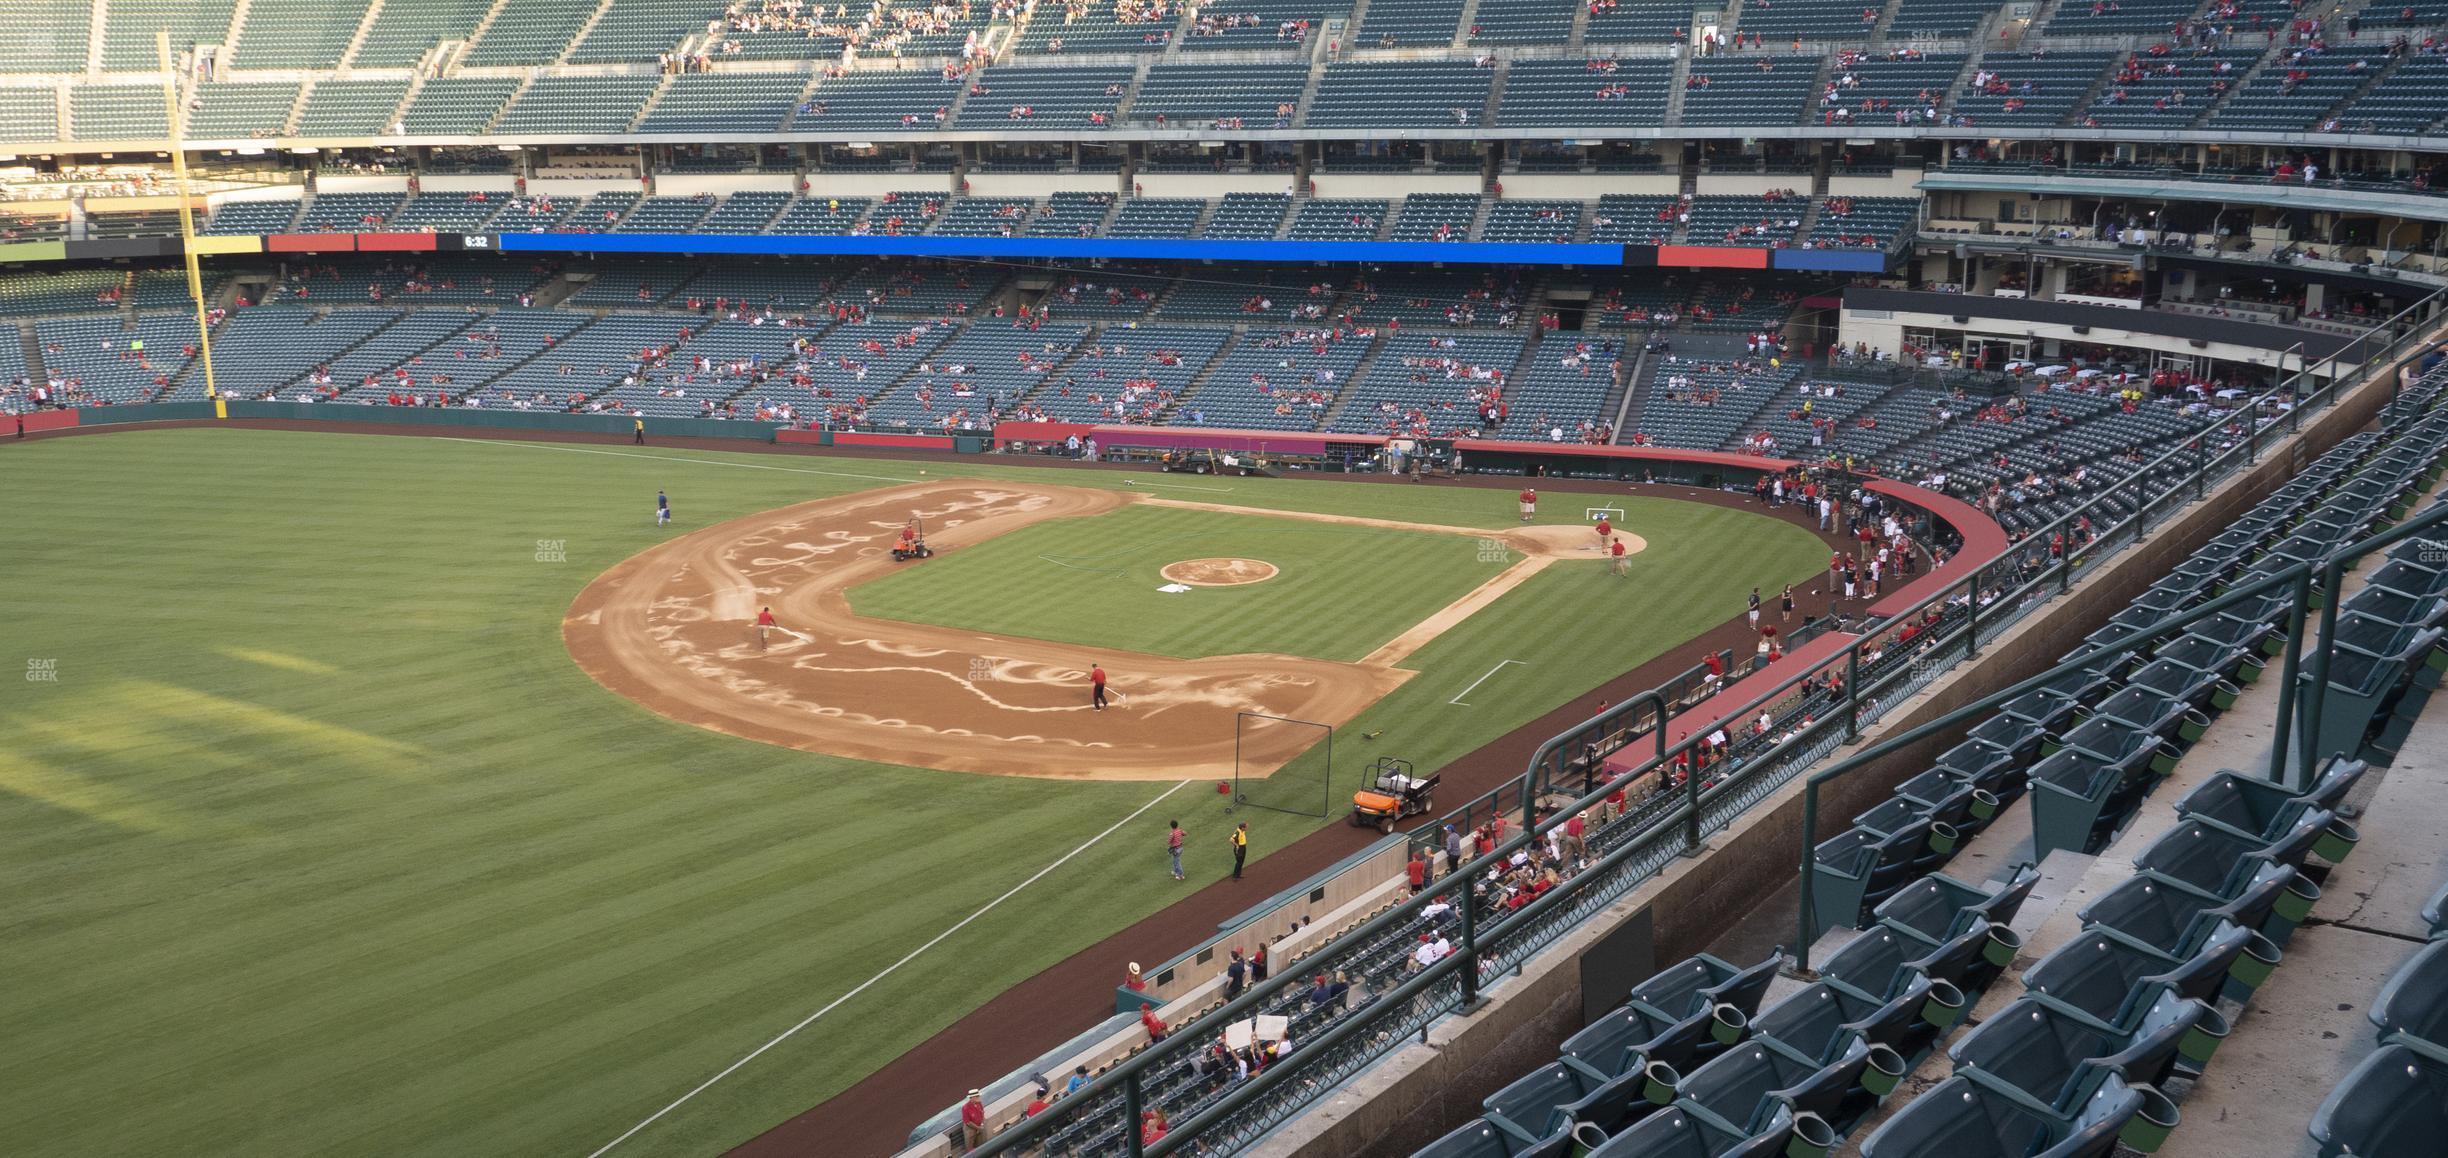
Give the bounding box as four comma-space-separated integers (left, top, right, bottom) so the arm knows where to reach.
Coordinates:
155, 28, 219, 410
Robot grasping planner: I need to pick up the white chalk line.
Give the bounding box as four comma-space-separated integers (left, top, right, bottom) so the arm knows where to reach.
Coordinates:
1135, 479, 1236, 492
587, 777, 1193, 1158
435, 438, 921, 486
1449, 659, 1526, 706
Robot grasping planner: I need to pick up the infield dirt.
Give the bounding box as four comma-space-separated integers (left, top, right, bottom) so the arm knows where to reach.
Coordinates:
563, 480, 1645, 781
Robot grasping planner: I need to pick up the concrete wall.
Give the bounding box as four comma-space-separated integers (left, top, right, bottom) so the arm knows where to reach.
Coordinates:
1493, 173, 1680, 199
1134, 172, 1299, 198
1828, 172, 1925, 198
1252, 323, 2436, 1158
1695, 173, 1802, 197
315, 174, 411, 194
963, 172, 1124, 198
527, 176, 644, 197
802, 172, 957, 198
654, 173, 798, 196
1309, 173, 1485, 198
416, 175, 518, 193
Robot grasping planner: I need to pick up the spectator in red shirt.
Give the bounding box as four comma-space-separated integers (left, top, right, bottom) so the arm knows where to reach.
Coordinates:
1406, 850, 1429, 894
1140, 1001, 1167, 1043
960, 1090, 987, 1152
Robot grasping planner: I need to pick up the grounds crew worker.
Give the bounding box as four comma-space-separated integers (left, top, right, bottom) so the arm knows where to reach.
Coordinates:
1231, 822, 1249, 880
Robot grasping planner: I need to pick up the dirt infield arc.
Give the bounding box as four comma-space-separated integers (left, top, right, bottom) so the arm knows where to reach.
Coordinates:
563, 480, 1643, 782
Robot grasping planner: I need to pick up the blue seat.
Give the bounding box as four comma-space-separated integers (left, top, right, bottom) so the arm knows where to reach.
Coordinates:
2028, 745, 2163, 858
1584, 1104, 1796, 1157
1560, 1002, 1720, 1081
1810, 821, 1935, 939
2307, 1043, 2448, 1158
1483, 1062, 1603, 1143
2173, 759, 2364, 845
1884, 865, 2039, 940
1860, 1073, 2148, 1158
2133, 811, 2334, 902
1626, 950, 1783, 1023
1948, 993, 2206, 1113
1751, 976, 1935, 1066
2021, 924, 2253, 1035
2078, 866, 2296, 960
2370, 937, 2448, 1060
1675, 1037, 1876, 1138
1930, 736, 2030, 804
1413, 1117, 1574, 1158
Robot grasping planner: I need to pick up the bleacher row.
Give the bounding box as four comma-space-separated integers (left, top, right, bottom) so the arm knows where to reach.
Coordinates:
178, 189, 1922, 251
0, 256, 1616, 440
9, 36, 2448, 141
1414, 364, 2448, 1158
14, 0, 2448, 80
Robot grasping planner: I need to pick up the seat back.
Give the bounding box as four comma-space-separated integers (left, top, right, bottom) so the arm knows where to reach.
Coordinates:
2370, 939, 2448, 1055
1752, 982, 1869, 1065
1482, 1063, 1597, 1141
1823, 928, 1917, 1002
1629, 954, 1735, 1020
2308, 1043, 2448, 1158
1562, 1005, 1674, 1079
1701, 948, 1786, 1019
1410, 1117, 1516, 1158
1584, 1106, 1718, 1158
1949, 997, 2109, 1110
2037, 1075, 2144, 1158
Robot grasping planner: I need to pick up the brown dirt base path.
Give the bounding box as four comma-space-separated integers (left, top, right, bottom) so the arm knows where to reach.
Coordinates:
563, 480, 1409, 782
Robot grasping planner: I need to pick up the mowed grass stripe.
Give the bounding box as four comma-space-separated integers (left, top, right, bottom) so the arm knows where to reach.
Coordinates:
851, 504, 1506, 661
0, 429, 1830, 1158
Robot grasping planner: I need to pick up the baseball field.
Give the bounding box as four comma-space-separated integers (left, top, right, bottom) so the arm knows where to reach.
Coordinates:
0, 426, 1829, 1157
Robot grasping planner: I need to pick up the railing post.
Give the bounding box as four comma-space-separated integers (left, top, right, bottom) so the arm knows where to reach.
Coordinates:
1124, 1068, 1146, 1158
1457, 876, 1480, 1007
1683, 746, 1703, 852
1796, 783, 1820, 973
2299, 556, 2347, 787
2194, 440, 2207, 500
1844, 646, 1861, 741
2267, 565, 2312, 785
1964, 573, 1981, 659
2133, 477, 2150, 540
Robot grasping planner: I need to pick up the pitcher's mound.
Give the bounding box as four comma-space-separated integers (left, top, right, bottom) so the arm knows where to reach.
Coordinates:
1162, 557, 1280, 586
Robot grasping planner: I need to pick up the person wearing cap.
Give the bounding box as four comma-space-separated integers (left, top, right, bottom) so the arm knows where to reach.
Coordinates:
960, 1089, 986, 1152
1064, 1064, 1091, 1097
1139, 1000, 1167, 1043
1023, 1086, 1052, 1117
1124, 961, 1147, 992
1230, 822, 1249, 880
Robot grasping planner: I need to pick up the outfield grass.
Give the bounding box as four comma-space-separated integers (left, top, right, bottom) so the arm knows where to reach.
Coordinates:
0, 429, 1827, 1158
852, 504, 1509, 661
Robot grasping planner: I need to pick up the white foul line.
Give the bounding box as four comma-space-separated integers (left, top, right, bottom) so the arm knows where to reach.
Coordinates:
435, 437, 922, 486
1136, 479, 1237, 492
586, 777, 1193, 1158
1449, 659, 1526, 706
